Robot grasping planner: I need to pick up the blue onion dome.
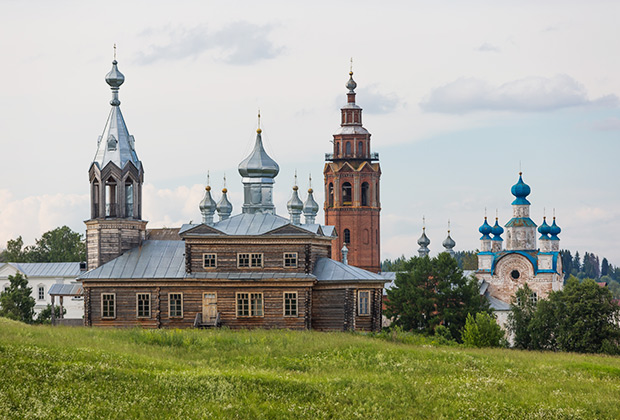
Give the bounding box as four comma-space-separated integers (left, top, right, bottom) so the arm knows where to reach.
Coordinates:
491, 218, 504, 241
511, 172, 531, 205
442, 231, 456, 250
538, 217, 551, 239
287, 186, 303, 212
238, 128, 280, 179
199, 185, 217, 213
549, 217, 561, 240
479, 217, 492, 240
216, 188, 233, 215
346, 71, 357, 92
303, 188, 319, 214
105, 60, 125, 88
417, 228, 430, 247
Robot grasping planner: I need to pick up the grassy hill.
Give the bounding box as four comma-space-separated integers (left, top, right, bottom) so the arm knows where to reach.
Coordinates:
1, 318, 620, 419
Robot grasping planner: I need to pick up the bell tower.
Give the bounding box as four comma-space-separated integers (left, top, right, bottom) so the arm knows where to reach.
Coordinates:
324, 68, 381, 273
85, 55, 146, 270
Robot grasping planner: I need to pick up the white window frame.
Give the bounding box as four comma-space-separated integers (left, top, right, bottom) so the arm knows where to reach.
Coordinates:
237, 253, 263, 268
283, 252, 298, 268
168, 293, 183, 318
202, 253, 217, 269
101, 293, 116, 319
38, 285, 45, 301
358, 290, 371, 316
283, 292, 298, 317
136, 293, 151, 318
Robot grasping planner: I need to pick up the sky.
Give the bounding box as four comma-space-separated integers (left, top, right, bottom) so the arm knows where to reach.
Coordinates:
1, 0, 619, 266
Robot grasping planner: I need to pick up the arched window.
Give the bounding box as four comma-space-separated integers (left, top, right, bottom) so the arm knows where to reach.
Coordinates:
92, 180, 100, 218
107, 135, 117, 151
337, 142, 340, 157
344, 229, 351, 244
361, 182, 369, 206
345, 142, 351, 156
342, 182, 352, 206
105, 178, 117, 217
375, 181, 379, 205
328, 183, 334, 207
125, 181, 134, 217
354, 112, 359, 123
358, 141, 363, 157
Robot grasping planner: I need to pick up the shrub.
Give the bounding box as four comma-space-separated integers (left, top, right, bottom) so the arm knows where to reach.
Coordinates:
461, 313, 505, 348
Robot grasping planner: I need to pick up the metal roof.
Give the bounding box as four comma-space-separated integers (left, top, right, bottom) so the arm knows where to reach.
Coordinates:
313, 258, 386, 282
79, 240, 186, 280
334, 125, 369, 135
49, 283, 83, 296
5, 262, 82, 278
189, 272, 315, 280
92, 106, 141, 171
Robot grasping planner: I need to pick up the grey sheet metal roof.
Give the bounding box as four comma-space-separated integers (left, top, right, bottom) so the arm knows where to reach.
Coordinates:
180, 213, 336, 238
189, 272, 315, 280
79, 240, 186, 280
313, 258, 386, 282
49, 283, 83, 296
7, 262, 82, 278
485, 292, 511, 311
380, 271, 397, 290
93, 106, 141, 171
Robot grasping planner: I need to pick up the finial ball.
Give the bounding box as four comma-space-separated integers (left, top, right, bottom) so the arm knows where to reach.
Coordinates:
256, 128, 262, 134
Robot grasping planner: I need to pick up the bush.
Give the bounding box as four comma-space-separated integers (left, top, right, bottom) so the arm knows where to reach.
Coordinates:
461, 313, 505, 348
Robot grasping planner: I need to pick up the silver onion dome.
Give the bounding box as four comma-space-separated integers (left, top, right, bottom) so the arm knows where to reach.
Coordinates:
199, 185, 217, 225
417, 227, 430, 257
238, 128, 280, 179
216, 188, 233, 221
346, 71, 357, 92
303, 188, 320, 224
105, 60, 125, 106
442, 231, 456, 256
287, 185, 303, 225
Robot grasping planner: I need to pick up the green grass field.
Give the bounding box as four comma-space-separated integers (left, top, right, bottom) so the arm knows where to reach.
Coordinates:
1, 318, 620, 419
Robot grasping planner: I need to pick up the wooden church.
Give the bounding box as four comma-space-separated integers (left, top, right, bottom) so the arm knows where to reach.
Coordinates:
79, 59, 386, 331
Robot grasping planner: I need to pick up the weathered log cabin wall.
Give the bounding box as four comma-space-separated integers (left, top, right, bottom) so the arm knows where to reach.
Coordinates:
311, 285, 384, 332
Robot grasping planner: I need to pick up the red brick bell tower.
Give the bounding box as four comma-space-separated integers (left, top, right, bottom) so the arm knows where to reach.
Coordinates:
324, 69, 381, 273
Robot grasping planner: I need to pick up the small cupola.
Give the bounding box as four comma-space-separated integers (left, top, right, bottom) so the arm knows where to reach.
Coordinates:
287, 176, 303, 225
511, 172, 531, 205
216, 187, 233, 221
199, 174, 217, 225
491, 218, 504, 241
479, 217, 493, 240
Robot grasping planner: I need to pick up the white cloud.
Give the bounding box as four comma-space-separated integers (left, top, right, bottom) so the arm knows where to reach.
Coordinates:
355, 85, 403, 114
135, 22, 284, 65
420, 75, 619, 114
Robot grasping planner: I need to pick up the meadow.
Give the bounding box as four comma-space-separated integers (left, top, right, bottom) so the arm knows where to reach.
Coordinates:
1, 318, 620, 419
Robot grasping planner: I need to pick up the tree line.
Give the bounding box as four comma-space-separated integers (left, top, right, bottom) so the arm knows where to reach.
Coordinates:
0, 226, 86, 263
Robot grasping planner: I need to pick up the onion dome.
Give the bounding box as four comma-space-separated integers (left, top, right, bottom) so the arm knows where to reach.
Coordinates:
287, 185, 303, 224
442, 231, 456, 256
346, 71, 357, 93
511, 172, 531, 205
303, 188, 319, 224
216, 188, 233, 221
105, 59, 125, 106
538, 217, 551, 240
549, 217, 561, 240
479, 217, 492, 240
417, 227, 430, 257
199, 184, 217, 225
238, 128, 280, 179
491, 218, 504, 241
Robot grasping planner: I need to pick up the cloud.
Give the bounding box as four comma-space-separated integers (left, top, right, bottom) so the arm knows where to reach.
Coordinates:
476, 43, 500, 53
589, 117, 620, 131
355, 84, 403, 114
135, 22, 284, 65
420, 74, 619, 114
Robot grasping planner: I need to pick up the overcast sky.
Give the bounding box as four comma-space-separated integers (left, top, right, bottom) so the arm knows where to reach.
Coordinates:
1, 0, 619, 266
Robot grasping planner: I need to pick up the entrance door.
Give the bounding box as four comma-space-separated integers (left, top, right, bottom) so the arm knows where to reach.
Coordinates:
202, 292, 217, 325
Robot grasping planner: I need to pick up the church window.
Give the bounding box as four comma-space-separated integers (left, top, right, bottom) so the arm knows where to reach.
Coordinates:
169, 293, 183, 318
529, 292, 538, 305
105, 179, 117, 217
345, 142, 352, 156
375, 182, 379, 205
363, 229, 369, 245
342, 182, 352, 206
358, 290, 370, 316
136, 293, 151, 318
283, 253, 298, 268
92, 181, 100, 218
237, 293, 263, 317
284, 292, 298, 317
337, 142, 340, 157
38, 285, 45, 301
361, 182, 369, 206
354, 112, 359, 123
510, 270, 520, 280
125, 182, 134, 217
236, 293, 250, 317
238, 253, 262, 268
358, 141, 363, 156
203, 253, 217, 268
328, 183, 334, 207
344, 228, 351, 244
101, 293, 116, 318
107, 135, 117, 151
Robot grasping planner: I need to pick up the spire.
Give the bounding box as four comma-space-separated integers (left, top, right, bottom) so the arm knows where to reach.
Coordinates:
93, 54, 140, 171
287, 172, 303, 225
417, 217, 431, 257
216, 176, 233, 221
303, 174, 319, 224
199, 172, 217, 225
238, 116, 280, 215
442, 220, 456, 256
341, 244, 349, 265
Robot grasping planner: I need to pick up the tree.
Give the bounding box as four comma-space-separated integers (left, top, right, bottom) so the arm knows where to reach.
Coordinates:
573, 251, 581, 274
560, 250, 573, 280
385, 253, 490, 340
0, 272, 35, 323
454, 250, 479, 270
2, 226, 86, 263
381, 255, 407, 272
461, 312, 505, 348
602, 258, 609, 277
35, 304, 66, 324
507, 284, 538, 350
